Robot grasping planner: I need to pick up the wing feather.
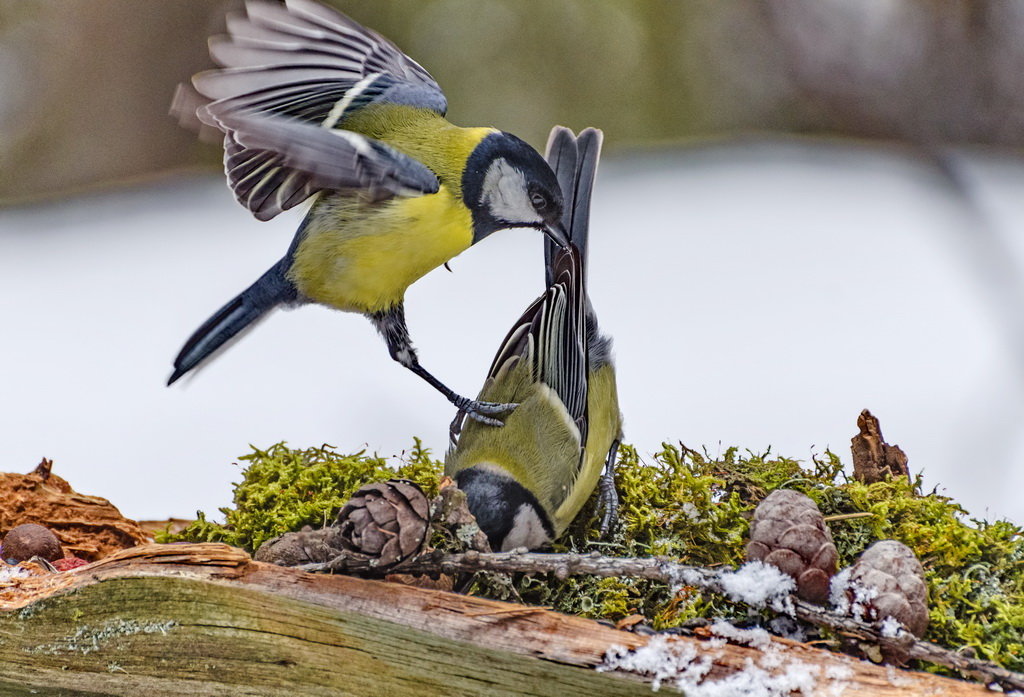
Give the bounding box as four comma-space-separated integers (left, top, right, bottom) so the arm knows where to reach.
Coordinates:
177, 0, 447, 221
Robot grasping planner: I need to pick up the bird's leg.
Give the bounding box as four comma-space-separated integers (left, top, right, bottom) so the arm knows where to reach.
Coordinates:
598, 440, 621, 537
369, 305, 517, 427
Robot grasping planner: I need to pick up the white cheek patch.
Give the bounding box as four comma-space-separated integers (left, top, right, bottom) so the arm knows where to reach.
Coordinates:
501, 504, 552, 551
481, 159, 543, 226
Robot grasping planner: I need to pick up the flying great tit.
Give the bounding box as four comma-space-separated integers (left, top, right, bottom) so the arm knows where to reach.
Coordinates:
446, 127, 623, 552
166, 0, 568, 425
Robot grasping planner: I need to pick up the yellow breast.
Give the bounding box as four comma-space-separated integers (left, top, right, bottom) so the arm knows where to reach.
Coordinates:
289, 187, 474, 313
552, 363, 623, 532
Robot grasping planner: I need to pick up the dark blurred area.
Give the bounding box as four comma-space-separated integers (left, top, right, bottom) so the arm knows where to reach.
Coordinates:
3, 0, 1023, 204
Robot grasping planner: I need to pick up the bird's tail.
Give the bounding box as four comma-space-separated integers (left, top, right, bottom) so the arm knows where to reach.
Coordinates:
167, 258, 297, 385
543, 126, 604, 286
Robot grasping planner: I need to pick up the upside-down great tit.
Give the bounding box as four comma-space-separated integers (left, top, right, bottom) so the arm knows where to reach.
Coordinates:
446, 127, 623, 551
166, 0, 568, 425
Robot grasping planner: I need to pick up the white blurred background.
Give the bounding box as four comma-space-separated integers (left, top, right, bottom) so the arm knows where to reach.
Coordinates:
2, 1, 1023, 524
3, 142, 1023, 522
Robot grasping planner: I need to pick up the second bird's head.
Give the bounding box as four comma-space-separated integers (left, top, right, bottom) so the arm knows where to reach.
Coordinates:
463, 132, 568, 247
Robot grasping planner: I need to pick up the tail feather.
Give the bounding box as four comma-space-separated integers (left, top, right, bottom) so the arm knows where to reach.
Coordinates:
570, 128, 603, 280
543, 127, 603, 285
543, 127, 579, 287
167, 258, 296, 385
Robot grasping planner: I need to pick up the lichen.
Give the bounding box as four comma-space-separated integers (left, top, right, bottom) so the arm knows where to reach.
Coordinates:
164, 439, 1024, 676
28, 618, 177, 655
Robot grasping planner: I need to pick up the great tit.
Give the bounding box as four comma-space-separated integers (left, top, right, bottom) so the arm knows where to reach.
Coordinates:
166, 0, 568, 425
445, 126, 623, 552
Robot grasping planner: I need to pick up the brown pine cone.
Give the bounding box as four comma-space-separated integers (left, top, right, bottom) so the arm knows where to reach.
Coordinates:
335, 480, 430, 569
745, 489, 838, 603
254, 526, 345, 566
845, 540, 929, 638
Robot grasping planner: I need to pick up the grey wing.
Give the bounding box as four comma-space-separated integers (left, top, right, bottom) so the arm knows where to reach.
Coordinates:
465, 246, 588, 438
178, 0, 447, 221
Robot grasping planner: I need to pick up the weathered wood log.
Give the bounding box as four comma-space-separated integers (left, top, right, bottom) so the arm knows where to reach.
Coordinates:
0, 544, 994, 696
0, 459, 149, 561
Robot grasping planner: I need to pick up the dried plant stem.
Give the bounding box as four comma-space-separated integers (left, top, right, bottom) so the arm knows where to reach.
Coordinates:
302, 550, 1024, 692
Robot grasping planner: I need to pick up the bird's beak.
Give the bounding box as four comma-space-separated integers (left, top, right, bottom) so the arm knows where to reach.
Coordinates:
543, 221, 570, 249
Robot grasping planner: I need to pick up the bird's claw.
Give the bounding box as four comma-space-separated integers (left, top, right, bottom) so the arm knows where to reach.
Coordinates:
597, 472, 619, 538
455, 398, 518, 427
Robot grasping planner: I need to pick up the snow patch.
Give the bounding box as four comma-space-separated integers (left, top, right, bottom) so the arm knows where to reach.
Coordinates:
600, 631, 853, 696
0, 564, 29, 583
717, 561, 796, 614
879, 616, 904, 638
828, 567, 878, 621
709, 621, 772, 649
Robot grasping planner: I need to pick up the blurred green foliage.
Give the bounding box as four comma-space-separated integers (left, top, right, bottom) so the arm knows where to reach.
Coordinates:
163, 439, 1024, 675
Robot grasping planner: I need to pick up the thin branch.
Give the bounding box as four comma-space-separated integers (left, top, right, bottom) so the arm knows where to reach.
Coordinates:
300, 550, 1024, 692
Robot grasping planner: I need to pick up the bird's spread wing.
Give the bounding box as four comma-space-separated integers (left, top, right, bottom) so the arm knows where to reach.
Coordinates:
178, 0, 447, 220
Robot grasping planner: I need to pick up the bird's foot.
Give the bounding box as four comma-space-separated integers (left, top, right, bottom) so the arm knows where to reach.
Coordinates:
597, 472, 619, 538
454, 397, 518, 427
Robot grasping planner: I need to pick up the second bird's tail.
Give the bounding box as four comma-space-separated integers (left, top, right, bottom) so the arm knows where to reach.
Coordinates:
543, 126, 603, 286
167, 258, 297, 385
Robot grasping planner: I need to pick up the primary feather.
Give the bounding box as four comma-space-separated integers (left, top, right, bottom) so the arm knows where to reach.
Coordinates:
187, 0, 449, 220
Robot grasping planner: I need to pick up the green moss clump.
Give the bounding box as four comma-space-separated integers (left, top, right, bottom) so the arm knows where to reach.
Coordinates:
159, 439, 442, 552
469, 443, 1024, 675
163, 437, 1023, 675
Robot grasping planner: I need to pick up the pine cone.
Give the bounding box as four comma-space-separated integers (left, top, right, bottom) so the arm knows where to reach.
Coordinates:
255, 526, 345, 566
846, 540, 928, 638
335, 480, 430, 569
745, 489, 838, 603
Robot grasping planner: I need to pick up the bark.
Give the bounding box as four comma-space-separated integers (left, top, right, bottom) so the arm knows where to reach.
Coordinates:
0, 543, 1000, 696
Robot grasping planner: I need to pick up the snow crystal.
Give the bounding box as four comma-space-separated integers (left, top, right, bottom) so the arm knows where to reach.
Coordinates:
829, 567, 853, 613
828, 567, 878, 621
879, 616, 904, 638
600, 631, 854, 696
664, 563, 706, 592
768, 616, 808, 642
717, 561, 796, 614
709, 621, 772, 649
823, 663, 854, 697
0, 564, 29, 583
599, 636, 709, 691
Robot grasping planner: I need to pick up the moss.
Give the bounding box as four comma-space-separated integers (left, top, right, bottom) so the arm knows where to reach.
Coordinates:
159, 439, 443, 552
470, 443, 1024, 674
166, 438, 1024, 675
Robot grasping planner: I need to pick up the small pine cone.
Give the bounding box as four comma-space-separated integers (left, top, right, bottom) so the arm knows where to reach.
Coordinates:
847, 540, 928, 638
745, 489, 838, 603
335, 480, 430, 569
2, 523, 64, 563
255, 526, 346, 566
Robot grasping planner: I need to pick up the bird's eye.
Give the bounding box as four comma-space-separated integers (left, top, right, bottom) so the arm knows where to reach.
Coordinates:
530, 192, 547, 210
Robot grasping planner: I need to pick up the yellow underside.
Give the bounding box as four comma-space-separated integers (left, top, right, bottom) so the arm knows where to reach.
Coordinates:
552, 363, 622, 533
286, 108, 495, 314
289, 189, 474, 313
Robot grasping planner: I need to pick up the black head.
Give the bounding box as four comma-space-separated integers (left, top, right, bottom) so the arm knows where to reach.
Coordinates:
462, 132, 568, 246
455, 465, 554, 552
